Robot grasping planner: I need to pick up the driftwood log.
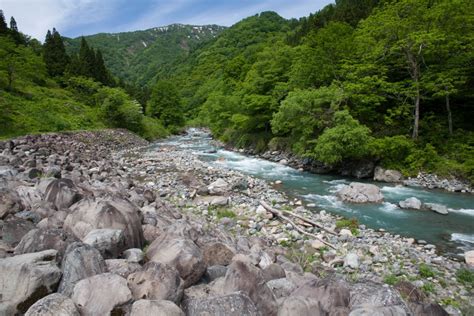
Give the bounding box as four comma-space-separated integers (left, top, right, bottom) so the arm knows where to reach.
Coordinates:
260, 201, 337, 250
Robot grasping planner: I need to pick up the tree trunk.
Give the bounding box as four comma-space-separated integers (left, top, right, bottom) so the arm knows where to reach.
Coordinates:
412, 83, 420, 139
446, 88, 453, 136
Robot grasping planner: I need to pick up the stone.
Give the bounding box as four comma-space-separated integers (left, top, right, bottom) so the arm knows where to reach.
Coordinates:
124, 248, 144, 263
16, 185, 42, 210
130, 300, 184, 316
1, 218, 35, 247
14, 228, 78, 262
44, 178, 82, 210
399, 197, 422, 210
374, 167, 403, 183
310, 239, 326, 249
266, 278, 297, 298
349, 306, 407, 316
58, 242, 107, 296
25, 293, 79, 316
83, 228, 126, 259
182, 293, 258, 316
204, 265, 228, 282
0, 189, 21, 219
203, 242, 235, 266
279, 296, 325, 316
142, 224, 161, 243
72, 273, 132, 315
208, 178, 230, 195
349, 282, 409, 313
127, 262, 184, 303
464, 250, 474, 267
336, 182, 384, 203
105, 259, 141, 278
0, 250, 62, 315
262, 263, 286, 282
146, 235, 205, 288
340, 229, 353, 236
223, 258, 278, 315
64, 197, 144, 249
210, 195, 229, 206
423, 203, 448, 215
344, 253, 359, 269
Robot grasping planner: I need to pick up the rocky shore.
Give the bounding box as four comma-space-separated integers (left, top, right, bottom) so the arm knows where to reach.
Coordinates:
0, 129, 472, 315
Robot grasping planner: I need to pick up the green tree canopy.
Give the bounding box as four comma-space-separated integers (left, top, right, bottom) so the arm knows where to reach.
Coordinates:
146, 80, 184, 130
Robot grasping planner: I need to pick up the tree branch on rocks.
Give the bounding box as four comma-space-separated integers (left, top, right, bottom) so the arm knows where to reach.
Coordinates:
260, 201, 337, 250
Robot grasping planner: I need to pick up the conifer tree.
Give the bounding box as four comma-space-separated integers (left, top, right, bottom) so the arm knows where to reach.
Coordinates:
0, 10, 7, 35
43, 28, 70, 77
9, 17, 17, 32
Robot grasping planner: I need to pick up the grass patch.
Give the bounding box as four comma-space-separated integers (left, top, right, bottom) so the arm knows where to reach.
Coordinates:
383, 274, 399, 286
215, 208, 236, 219
418, 263, 436, 278
440, 297, 461, 309
421, 282, 436, 294
456, 268, 474, 287
335, 218, 360, 235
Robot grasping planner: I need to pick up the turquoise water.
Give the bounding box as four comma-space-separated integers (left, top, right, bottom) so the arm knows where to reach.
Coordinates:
155, 130, 474, 255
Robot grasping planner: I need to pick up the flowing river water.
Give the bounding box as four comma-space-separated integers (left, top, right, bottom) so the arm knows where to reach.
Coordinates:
155, 129, 474, 256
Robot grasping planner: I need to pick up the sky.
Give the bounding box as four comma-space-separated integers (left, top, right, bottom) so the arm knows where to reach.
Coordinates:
0, 0, 333, 41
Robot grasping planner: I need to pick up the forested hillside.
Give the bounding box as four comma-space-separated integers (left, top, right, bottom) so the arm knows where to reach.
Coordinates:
64, 24, 225, 85
164, 0, 474, 183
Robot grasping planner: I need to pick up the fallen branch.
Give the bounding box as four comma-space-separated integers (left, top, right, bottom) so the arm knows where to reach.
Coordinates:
260, 201, 337, 250
279, 208, 336, 236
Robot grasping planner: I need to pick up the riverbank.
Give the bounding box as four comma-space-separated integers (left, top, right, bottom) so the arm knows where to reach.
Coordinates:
0, 129, 472, 315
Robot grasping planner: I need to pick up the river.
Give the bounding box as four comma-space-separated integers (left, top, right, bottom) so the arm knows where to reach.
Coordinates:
155, 129, 474, 256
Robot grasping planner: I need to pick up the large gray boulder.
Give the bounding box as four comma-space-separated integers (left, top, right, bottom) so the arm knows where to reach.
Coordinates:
202, 242, 236, 266
130, 300, 184, 316
14, 228, 78, 261
44, 178, 82, 210
16, 185, 42, 210
0, 189, 21, 219
146, 235, 205, 288
399, 197, 422, 210
58, 242, 107, 296
349, 306, 407, 316
278, 296, 326, 316
208, 178, 230, 195
337, 182, 384, 203
71, 273, 132, 315
106, 259, 142, 278
183, 293, 258, 316
127, 262, 184, 303
423, 203, 448, 215
1, 218, 35, 247
223, 258, 278, 316
25, 293, 79, 316
64, 197, 144, 249
0, 250, 62, 315
82, 228, 126, 259
374, 167, 403, 183
349, 282, 410, 314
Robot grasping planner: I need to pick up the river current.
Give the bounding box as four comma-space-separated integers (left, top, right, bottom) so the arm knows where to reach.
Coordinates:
155, 129, 474, 256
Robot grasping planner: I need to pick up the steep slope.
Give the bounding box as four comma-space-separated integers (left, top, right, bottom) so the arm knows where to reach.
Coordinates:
64, 24, 225, 85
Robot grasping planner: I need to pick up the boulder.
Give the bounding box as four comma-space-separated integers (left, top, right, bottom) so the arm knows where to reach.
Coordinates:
349, 306, 407, 315
344, 253, 359, 269
266, 278, 297, 299
127, 262, 184, 303
374, 167, 403, 183
25, 293, 79, 316
130, 300, 184, 316
278, 296, 326, 316
423, 203, 448, 215
204, 265, 228, 282
44, 178, 82, 210
16, 186, 42, 210
202, 242, 236, 266
71, 273, 132, 315
142, 224, 162, 243
146, 235, 205, 288
124, 248, 144, 263
82, 228, 126, 259
336, 182, 384, 203
14, 228, 78, 261
208, 178, 230, 195
58, 242, 107, 296
223, 258, 278, 315
0, 189, 21, 219
399, 197, 422, 210
64, 196, 144, 249
291, 278, 351, 315
106, 259, 141, 278
262, 263, 286, 282
1, 218, 35, 247
349, 282, 409, 314
0, 250, 62, 315
183, 293, 258, 316
464, 250, 474, 268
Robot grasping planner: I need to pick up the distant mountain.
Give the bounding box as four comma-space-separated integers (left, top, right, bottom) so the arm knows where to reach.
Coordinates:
64, 24, 226, 86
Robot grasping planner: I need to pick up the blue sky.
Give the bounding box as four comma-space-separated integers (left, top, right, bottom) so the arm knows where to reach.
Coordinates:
1, 0, 333, 40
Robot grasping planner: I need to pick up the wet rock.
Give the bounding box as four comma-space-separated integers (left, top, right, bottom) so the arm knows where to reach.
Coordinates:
14, 228, 78, 261
146, 235, 205, 288
58, 242, 107, 296
72, 273, 132, 315
83, 228, 126, 259
130, 299, 184, 316
183, 293, 258, 316
44, 178, 82, 210
423, 203, 448, 215
25, 293, 79, 316
399, 197, 422, 210
0, 250, 62, 315
223, 258, 278, 315
127, 262, 184, 303
374, 167, 403, 183
2, 218, 35, 247
203, 242, 235, 266
336, 182, 384, 203
105, 259, 141, 278
64, 196, 144, 249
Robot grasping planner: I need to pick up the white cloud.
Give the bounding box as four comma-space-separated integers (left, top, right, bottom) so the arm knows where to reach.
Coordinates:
0, 0, 117, 40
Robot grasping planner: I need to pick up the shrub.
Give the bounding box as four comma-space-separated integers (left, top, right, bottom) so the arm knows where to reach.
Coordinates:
141, 116, 168, 141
